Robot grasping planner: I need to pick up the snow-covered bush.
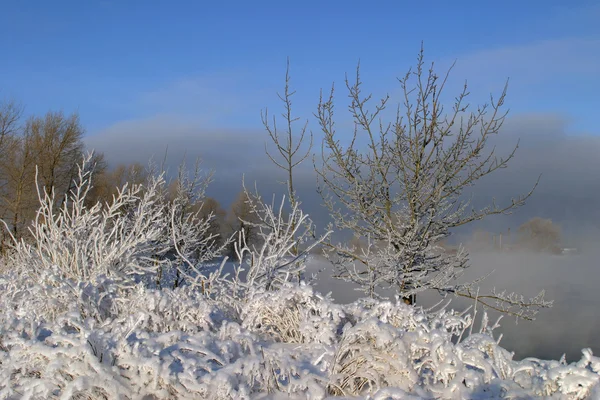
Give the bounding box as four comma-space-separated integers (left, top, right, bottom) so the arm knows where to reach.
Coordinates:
119, 285, 224, 334
162, 159, 230, 291
9, 156, 169, 286
1, 286, 599, 399
241, 283, 345, 345
208, 187, 330, 320
0, 153, 227, 322
233, 188, 326, 291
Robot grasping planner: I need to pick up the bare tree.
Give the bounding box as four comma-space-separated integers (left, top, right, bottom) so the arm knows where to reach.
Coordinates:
0, 130, 38, 240
263, 59, 314, 261
313, 48, 550, 319
263, 58, 313, 210
0, 110, 89, 242
0, 98, 23, 157
27, 111, 85, 199
0, 99, 24, 252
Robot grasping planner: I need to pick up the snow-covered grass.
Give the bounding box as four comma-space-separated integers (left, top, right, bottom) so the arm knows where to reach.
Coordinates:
2, 276, 600, 399
1, 155, 600, 399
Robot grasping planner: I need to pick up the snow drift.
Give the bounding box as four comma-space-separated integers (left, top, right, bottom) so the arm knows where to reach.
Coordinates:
1, 278, 600, 399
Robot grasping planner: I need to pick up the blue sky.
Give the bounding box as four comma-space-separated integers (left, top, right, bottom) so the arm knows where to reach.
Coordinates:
0, 0, 599, 137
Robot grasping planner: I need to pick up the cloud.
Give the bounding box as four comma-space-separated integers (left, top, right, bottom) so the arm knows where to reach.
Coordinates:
131, 70, 279, 130
83, 113, 321, 212
86, 114, 261, 171
453, 37, 600, 84
432, 36, 600, 133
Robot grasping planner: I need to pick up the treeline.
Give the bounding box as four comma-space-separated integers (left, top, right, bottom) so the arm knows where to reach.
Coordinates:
0, 102, 89, 248
0, 99, 261, 257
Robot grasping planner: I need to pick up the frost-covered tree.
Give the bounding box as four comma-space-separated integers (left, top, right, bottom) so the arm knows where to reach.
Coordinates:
313, 48, 551, 319
263, 59, 318, 290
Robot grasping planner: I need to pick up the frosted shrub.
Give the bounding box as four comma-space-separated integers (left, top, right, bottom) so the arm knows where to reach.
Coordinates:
241, 283, 345, 345
120, 285, 224, 334
0, 269, 121, 327
1, 277, 600, 398
163, 160, 230, 291
0, 153, 228, 323
5, 153, 169, 298
211, 189, 330, 318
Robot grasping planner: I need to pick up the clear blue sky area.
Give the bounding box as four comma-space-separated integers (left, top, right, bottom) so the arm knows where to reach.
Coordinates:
1, 0, 598, 135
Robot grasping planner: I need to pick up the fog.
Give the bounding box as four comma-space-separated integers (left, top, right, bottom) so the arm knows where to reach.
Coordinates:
306, 249, 600, 363
85, 112, 600, 231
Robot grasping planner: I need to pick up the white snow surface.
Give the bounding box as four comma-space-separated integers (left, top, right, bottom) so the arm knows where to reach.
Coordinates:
1, 272, 599, 399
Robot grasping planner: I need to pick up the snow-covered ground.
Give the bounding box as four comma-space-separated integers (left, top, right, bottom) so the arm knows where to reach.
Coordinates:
2, 259, 600, 399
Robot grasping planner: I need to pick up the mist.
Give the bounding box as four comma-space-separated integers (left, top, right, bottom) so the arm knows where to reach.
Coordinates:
306, 248, 600, 363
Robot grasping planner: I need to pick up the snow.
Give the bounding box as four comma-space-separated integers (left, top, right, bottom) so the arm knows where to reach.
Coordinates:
1, 274, 599, 399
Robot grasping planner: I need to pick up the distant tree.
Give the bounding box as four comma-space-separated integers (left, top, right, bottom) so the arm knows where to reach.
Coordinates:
87, 161, 147, 207
27, 111, 85, 199
0, 128, 37, 240
197, 197, 227, 246
0, 99, 24, 252
0, 109, 94, 242
0, 98, 22, 157
518, 217, 561, 253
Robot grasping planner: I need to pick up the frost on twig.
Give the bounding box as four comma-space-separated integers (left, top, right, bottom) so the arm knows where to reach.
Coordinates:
9, 152, 169, 287
164, 158, 231, 291
1, 153, 229, 320
211, 183, 330, 312
450, 283, 553, 321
